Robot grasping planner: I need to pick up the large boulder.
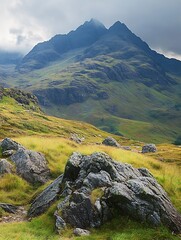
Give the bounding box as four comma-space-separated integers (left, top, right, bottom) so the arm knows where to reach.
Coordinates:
29, 152, 181, 234
0, 138, 23, 152
142, 144, 157, 153
0, 159, 14, 175
0, 138, 50, 185
102, 137, 120, 148
10, 148, 50, 184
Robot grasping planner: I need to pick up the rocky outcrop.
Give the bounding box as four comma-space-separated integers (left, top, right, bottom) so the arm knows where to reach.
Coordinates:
0, 159, 14, 175
142, 144, 157, 153
29, 152, 181, 234
102, 137, 120, 148
0, 87, 39, 107
28, 175, 63, 217
0, 138, 50, 185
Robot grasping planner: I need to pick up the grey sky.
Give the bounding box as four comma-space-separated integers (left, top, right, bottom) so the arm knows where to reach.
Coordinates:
1, 0, 181, 60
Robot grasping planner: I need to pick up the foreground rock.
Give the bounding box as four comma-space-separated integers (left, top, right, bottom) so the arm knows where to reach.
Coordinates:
142, 144, 157, 153
102, 137, 120, 148
10, 148, 50, 184
28, 175, 63, 217
29, 152, 181, 234
0, 138, 50, 184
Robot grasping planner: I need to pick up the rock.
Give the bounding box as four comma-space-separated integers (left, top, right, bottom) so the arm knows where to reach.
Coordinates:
142, 144, 157, 153
62, 152, 82, 182
2, 150, 15, 157
62, 191, 101, 228
73, 228, 90, 236
29, 152, 181, 234
0, 159, 14, 175
70, 134, 84, 144
54, 211, 66, 233
102, 137, 120, 148
0, 137, 50, 185
121, 146, 131, 151
0, 203, 18, 213
0, 138, 23, 152
28, 174, 63, 217
10, 148, 50, 184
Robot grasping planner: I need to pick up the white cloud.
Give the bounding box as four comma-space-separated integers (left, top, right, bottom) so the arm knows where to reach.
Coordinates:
0, 0, 180, 60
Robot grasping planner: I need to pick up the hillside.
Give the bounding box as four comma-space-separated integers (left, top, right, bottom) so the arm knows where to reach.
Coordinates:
0, 89, 180, 240
1, 19, 181, 143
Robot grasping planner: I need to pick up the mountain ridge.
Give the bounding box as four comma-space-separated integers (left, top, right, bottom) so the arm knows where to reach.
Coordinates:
2, 19, 181, 143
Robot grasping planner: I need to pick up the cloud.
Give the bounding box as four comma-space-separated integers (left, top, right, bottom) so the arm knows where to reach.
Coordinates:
0, 0, 180, 60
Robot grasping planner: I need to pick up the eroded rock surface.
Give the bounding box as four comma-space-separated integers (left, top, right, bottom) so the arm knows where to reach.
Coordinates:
29, 152, 181, 234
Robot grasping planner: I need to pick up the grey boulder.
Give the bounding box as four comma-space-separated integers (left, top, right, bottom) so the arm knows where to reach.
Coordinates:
142, 144, 157, 153
0, 138, 23, 152
0, 138, 50, 185
10, 148, 50, 184
102, 137, 120, 148
29, 152, 181, 234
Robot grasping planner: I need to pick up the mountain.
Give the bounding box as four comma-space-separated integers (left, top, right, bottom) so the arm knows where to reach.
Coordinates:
3, 19, 181, 143
0, 50, 22, 65
17, 19, 107, 72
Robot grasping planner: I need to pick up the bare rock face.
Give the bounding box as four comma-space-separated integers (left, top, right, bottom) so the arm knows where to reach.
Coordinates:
0, 159, 14, 175
0, 138, 50, 185
142, 144, 157, 153
102, 137, 120, 148
29, 152, 181, 234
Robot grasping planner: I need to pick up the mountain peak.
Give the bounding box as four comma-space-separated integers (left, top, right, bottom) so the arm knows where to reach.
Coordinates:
109, 21, 130, 33
82, 18, 106, 30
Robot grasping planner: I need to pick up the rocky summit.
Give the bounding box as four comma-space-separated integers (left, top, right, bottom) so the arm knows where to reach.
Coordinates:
28, 152, 181, 234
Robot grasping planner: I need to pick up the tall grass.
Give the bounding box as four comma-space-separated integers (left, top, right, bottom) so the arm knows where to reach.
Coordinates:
14, 136, 181, 211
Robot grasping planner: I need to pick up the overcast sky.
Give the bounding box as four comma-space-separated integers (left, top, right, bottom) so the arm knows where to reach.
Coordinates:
1, 0, 181, 60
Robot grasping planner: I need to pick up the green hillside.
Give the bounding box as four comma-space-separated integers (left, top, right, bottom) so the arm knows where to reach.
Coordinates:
0, 91, 180, 240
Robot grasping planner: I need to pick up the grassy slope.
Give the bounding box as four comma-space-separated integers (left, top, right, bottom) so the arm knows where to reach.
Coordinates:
0, 96, 180, 239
